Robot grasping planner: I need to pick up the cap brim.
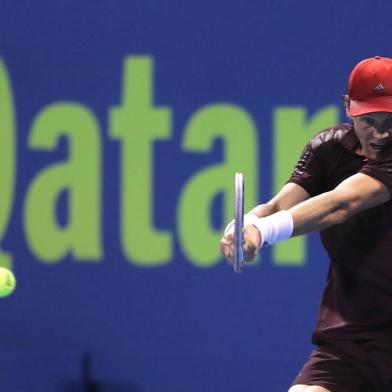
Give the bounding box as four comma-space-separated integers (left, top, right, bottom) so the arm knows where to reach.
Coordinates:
350, 96, 392, 116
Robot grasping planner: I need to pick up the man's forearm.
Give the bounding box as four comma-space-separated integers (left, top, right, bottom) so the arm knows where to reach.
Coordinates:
248, 183, 312, 221
288, 189, 349, 236
249, 203, 279, 218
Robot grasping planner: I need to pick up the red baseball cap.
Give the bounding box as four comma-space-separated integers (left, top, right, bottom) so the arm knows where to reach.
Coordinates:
348, 56, 392, 116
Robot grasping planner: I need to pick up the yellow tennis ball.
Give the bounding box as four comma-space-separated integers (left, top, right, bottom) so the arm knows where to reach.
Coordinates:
0, 267, 16, 297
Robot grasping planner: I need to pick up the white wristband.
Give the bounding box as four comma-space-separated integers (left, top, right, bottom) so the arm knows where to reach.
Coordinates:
251, 210, 293, 248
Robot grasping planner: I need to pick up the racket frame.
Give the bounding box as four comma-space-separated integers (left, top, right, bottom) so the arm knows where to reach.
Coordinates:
233, 172, 244, 273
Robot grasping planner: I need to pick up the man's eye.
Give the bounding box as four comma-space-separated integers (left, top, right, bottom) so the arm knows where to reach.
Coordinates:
385, 119, 392, 129
363, 118, 375, 125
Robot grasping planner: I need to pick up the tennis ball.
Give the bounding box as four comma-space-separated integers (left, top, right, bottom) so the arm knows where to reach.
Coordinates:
0, 267, 16, 297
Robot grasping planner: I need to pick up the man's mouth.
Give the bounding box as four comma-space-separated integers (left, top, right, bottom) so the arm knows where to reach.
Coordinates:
370, 143, 389, 151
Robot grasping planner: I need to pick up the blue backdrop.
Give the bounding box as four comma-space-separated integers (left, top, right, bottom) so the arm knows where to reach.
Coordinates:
0, 1, 391, 391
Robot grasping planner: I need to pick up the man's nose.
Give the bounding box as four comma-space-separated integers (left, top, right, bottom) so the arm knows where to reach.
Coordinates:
374, 128, 391, 139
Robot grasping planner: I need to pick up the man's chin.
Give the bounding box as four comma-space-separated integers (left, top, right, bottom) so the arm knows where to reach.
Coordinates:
363, 148, 378, 160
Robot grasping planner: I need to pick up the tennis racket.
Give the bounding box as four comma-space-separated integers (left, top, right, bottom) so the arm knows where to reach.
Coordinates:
233, 172, 244, 273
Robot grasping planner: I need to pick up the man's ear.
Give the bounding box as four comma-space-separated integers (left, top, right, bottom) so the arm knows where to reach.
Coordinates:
342, 94, 352, 119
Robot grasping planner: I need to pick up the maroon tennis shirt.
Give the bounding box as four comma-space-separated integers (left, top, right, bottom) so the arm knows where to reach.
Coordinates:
288, 123, 392, 342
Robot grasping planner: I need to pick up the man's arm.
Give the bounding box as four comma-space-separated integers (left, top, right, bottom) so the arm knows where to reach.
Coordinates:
220, 182, 310, 260
249, 182, 310, 217
289, 173, 390, 236
221, 174, 391, 261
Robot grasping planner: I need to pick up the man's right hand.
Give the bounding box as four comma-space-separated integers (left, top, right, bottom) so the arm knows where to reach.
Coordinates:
220, 223, 261, 263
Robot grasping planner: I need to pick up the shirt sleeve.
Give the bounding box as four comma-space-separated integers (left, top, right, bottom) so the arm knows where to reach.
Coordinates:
360, 150, 392, 196
287, 140, 325, 197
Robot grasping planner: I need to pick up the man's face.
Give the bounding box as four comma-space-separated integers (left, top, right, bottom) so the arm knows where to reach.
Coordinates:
349, 111, 392, 160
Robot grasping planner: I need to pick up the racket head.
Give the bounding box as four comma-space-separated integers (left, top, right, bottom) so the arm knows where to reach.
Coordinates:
233, 172, 244, 273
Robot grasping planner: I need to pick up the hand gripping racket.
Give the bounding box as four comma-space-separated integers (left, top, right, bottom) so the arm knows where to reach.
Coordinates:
233, 173, 244, 273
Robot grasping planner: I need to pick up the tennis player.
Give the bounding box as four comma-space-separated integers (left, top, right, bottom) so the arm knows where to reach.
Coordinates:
220, 56, 392, 392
